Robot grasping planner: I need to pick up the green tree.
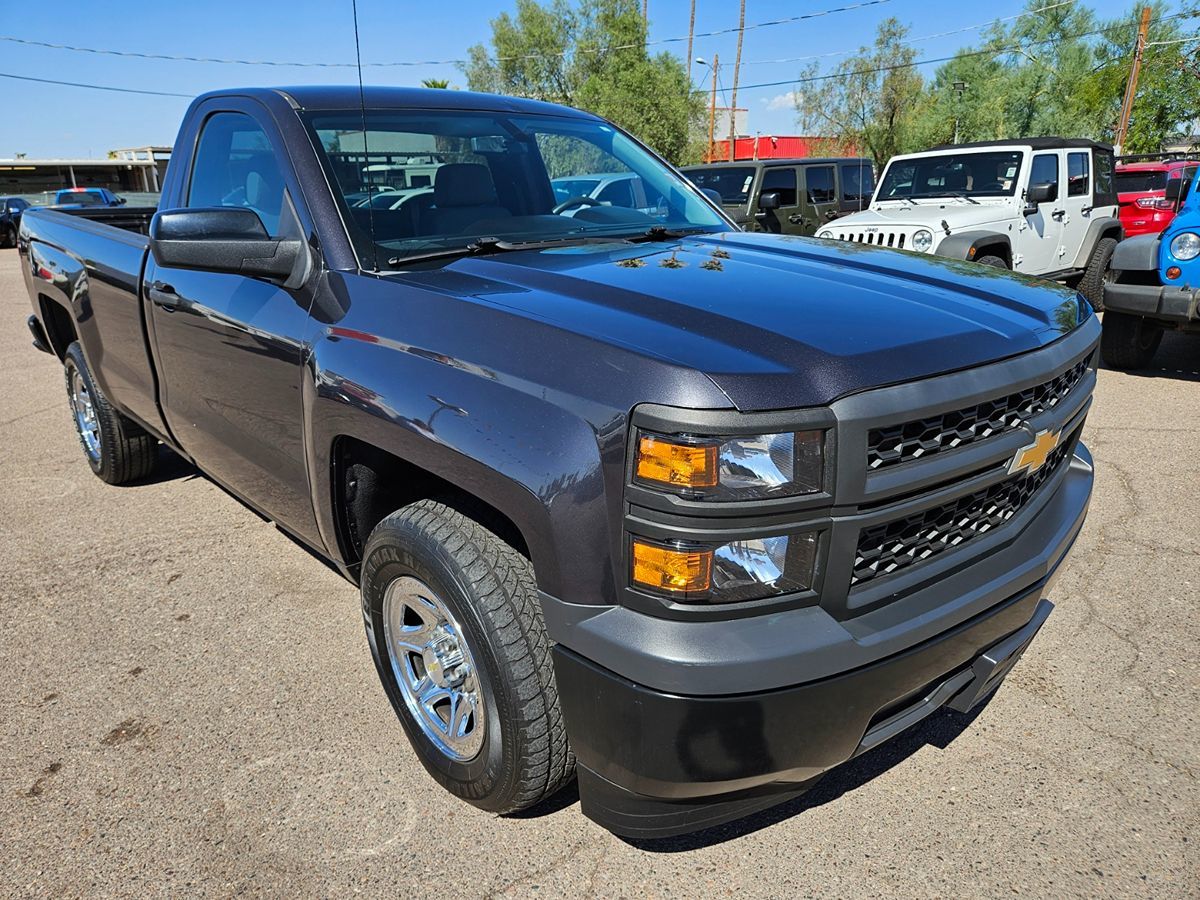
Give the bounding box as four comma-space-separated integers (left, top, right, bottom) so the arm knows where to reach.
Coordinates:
421, 78, 451, 89
792, 18, 925, 169
1078, 1, 1200, 152
461, 0, 702, 164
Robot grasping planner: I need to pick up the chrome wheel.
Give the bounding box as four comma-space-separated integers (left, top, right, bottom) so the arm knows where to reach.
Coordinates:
69, 369, 101, 463
383, 575, 485, 761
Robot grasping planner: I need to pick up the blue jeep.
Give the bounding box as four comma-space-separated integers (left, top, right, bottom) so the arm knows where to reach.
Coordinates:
1102, 166, 1200, 368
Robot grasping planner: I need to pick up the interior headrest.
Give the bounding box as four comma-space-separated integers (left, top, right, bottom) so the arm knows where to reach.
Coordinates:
434, 163, 499, 207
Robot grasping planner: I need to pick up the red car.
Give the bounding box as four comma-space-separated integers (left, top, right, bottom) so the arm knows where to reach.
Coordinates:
1115, 156, 1198, 237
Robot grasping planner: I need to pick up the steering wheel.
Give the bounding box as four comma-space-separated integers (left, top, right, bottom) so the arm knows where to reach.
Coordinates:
553, 195, 602, 215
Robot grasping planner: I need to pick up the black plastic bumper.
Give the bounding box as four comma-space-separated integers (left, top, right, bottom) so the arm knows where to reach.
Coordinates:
556, 589, 1053, 838
1102, 282, 1199, 324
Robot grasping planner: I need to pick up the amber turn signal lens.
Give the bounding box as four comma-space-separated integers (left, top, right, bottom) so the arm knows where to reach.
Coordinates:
631, 540, 713, 594
635, 436, 718, 489
1166, 266, 1181, 280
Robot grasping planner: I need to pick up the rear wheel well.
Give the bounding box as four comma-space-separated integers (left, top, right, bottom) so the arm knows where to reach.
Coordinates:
332, 436, 530, 575
38, 295, 77, 359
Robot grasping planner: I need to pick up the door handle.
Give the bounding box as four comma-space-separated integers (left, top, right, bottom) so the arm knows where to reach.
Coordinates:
788, 214, 804, 225
1051, 209, 1066, 221
148, 280, 181, 311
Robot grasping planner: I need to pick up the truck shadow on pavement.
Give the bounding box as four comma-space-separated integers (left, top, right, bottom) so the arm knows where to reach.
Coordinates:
113, 446, 199, 487
1098, 330, 1199, 382
609, 699, 993, 853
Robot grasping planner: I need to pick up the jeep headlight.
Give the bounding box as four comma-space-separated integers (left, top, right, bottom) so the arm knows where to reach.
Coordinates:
912, 229, 934, 252
634, 430, 825, 500
1170, 232, 1200, 261
817, 230, 834, 239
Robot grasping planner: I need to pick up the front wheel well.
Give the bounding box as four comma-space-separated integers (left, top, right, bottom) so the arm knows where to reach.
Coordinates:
973, 243, 1011, 266
332, 436, 530, 575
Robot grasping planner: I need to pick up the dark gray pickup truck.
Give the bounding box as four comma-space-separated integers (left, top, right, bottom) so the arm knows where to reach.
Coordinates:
19, 86, 1098, 839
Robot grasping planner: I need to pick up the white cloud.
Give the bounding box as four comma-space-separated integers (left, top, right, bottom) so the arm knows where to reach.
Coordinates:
764, 91, 798, 112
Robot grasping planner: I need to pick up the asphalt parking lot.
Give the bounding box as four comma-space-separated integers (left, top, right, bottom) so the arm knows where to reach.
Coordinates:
1, 246, 1197, 898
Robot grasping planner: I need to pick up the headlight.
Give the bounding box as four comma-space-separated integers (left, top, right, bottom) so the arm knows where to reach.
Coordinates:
817, 230, 834, 239
1170, 232, 1200, 260
912, 229, 933, 252
635, 430, 825, 499
631, 532, 818, 603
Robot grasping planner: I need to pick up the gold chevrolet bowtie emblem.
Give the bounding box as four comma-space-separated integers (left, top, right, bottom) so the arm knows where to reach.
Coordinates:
1009, 429, 1061, 476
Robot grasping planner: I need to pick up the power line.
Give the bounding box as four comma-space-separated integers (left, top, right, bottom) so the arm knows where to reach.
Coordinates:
715, 10, 1199, 95
0, 70, 191, 97
738, 0, 1075, 66
0, 0, 894, 69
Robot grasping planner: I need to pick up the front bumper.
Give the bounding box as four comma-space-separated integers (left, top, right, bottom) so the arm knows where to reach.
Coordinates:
1103, 281, 1199, 324
551, 445, 1093, 839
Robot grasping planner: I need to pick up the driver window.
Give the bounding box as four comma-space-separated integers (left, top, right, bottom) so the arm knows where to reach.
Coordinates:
536, 133, 631, 208
187, 112, 285, 235
1030, 153, 1059, 191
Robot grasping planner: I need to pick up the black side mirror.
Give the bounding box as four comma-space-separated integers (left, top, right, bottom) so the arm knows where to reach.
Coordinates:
1026, 182, 1057, 205
1165, 178, 1190, 202
117, 197, 127, 206
149, 207, 306, 286
699, 187, 723, 206
758, 191, 781, 211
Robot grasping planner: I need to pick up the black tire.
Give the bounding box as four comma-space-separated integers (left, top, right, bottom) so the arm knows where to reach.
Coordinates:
63, 342, 157, 484
1, 224, 15, 249
1079, 236, 1118, 311
975, 254, 1008, 269
1100, 311, 1163, 370
362, 500, 573, 814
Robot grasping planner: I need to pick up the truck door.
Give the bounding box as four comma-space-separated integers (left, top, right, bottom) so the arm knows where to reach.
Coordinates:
755, 166, 801, 234
800, 164, 839, 235
1017, 152, 1064, 275
144, 104, 321, 545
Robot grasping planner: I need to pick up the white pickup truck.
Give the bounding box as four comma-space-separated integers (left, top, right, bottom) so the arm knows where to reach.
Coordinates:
818, 138, 1122, 309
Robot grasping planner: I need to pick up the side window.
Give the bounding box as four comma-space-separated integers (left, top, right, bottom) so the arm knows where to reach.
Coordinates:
805, 166, 836, 204
841, 163, 874, 202
1030, 153, 1059, 191
1067, 152, 1089, 197
596, 177, 635, 208
1092, 150, 1114, 202
761, 168, 798, 205
187, 112, 285, 235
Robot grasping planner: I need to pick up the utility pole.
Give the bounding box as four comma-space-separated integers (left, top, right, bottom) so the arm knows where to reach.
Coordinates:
707, 54, 719, 163
686, 0, 696, 84
728, 0, 746, 162
1115, 6, 1152, 154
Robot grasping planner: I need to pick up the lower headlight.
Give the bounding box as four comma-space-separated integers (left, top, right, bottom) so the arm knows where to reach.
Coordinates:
1170, 232, 1200, 261
817, 230, 834, 239
631, 532, 818, 603
912, 229, 934, 252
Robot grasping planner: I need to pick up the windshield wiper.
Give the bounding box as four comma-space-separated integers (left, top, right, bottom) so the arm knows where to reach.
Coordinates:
625, 225, 715, 243
946, 191, 980, 204
387, 235, 616, 268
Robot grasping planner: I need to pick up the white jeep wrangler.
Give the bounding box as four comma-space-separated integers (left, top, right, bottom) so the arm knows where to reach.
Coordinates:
818, 138, 1122, 309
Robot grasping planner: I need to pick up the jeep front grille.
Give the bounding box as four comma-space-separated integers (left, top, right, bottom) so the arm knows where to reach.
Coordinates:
836, 231, 906, 249
851, 427, 1080, 587
867, 357, 1090, 471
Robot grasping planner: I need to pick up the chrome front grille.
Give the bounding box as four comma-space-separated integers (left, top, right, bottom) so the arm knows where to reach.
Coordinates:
867, 357, 1090, 471
836, 231, 906, 249
851, 427, 1080, 588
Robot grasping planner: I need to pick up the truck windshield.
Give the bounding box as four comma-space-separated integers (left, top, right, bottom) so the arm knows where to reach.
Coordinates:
303, 110, 728, 269
877, 151, 1024, 200
681, 166, 757, 205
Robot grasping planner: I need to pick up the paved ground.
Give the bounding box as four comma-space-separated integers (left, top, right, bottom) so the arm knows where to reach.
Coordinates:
0, 246, 1197, 898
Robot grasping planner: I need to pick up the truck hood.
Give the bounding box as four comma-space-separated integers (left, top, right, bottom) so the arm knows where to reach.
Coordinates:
390, 232, 1086, 411
829, 202, 1013, 232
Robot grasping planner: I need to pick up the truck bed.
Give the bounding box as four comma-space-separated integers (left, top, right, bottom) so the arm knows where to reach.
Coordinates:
36, 205, 157, 237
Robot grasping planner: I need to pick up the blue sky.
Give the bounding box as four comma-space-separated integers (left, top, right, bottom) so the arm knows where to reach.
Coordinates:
0, 0, 1164, 159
